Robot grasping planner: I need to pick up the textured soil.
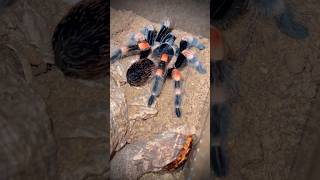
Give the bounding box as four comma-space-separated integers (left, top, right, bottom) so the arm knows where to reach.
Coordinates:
220, 0, 320, 179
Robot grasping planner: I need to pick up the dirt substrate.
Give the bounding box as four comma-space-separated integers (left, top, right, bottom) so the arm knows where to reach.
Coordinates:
220, 0, 320, 179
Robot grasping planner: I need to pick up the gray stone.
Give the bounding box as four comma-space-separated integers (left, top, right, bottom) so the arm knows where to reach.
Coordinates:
110, 76, 129, 154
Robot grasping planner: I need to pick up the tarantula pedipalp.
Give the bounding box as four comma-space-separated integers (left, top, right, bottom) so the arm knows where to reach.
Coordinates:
111, 20, 207, 118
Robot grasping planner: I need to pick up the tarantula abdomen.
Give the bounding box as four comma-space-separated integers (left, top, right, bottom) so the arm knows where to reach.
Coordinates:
126, 58, 156, 87
52, 0, 108, 79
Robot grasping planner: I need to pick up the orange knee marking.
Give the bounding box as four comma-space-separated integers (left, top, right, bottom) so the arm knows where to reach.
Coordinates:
121, 46, 129, 54
182, 49, 194, 59
156, 69, 163, 76
138, 41, 150, 50
172, 69, 181, 81
161, 53, 169, 62
210, 26, 224, 61
135, 32, 145, 42
211, 26, 223, 48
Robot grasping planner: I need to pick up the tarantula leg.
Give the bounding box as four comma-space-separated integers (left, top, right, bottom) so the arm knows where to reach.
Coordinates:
110, 45, 139, 63
148, 75, 164, 106
181, 36, 205, 50
111, 40, 151, 63
275, 8, 309, 39
147, 53, 170, 106
172, 68, 182, 118
179, 40, 188, 52
211, 145, 228, 177
211, 26, 224, 61
252, 0, 308, 39
181, 49, 206, 74
160, 32, 176, 45
155, 19, 171, 42
152, 42, 175, 60
174, 53, 188, 69
141, 25, 156, 46
111, 32, 146, 63
128, 32, 145, 46
139, 40, 151, 59
211, 103, 229, 177
174, 37, 199, 69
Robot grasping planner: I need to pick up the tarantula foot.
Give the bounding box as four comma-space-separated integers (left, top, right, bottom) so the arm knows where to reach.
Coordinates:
195, 63, 207, 74
181, 49, 207, 74
155, 19, 172, 42
211, 146, 227, 177
111, 44, 142, 63
161, 18, 171, 29
148, 95, 156, 106
275, 10, 309, 39
110, 48, 122, 63
128, 32, 145, 46
141, 25, 156, 46
175, 108, 181, 118
182, 36, 205, 50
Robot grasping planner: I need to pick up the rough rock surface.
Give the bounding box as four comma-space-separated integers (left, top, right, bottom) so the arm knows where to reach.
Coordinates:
110, 9, 210, 179
32, 68, 108, 180
0, 45, 56, 179
110, 75, 128, 154
111, 131, 192, 180
0, 0, 108, 179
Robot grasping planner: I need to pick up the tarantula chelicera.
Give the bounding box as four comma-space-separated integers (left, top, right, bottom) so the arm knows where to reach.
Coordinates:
111, 20, 206, 118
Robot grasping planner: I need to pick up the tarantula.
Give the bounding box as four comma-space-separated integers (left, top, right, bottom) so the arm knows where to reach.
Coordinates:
111, 20, 206, 118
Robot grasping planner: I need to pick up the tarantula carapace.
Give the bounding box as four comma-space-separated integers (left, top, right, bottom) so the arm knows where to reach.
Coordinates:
111, 20, 206, 118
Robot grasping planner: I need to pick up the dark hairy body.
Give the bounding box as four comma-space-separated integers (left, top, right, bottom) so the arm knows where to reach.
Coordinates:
52, 0, 109, 79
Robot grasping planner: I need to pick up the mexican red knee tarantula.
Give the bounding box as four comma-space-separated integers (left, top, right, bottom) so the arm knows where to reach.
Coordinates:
111, 20, 206, 118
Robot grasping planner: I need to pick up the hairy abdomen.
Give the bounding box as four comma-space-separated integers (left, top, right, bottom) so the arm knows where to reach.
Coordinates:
52, 0, 109, 79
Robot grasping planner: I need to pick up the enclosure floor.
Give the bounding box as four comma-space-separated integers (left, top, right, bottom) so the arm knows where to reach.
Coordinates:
217, 0, 320, 179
